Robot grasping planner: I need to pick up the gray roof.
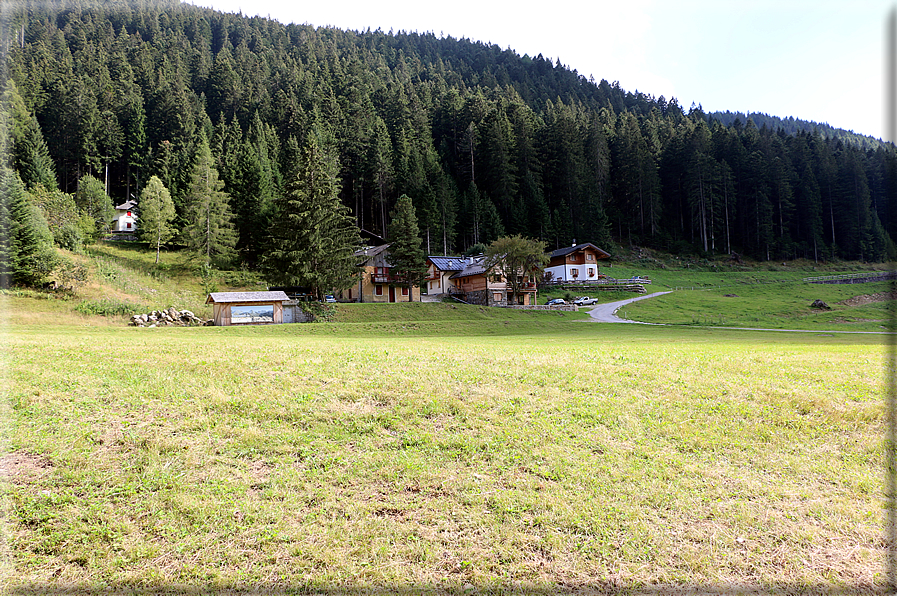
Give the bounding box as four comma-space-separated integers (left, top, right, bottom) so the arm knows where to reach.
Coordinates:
549, 243, 611, 259
449, 257, 489, 279
427, 256, 466, 271
206, 291, 290, 304
354, 244, 391, 264
114, 200, 137, 211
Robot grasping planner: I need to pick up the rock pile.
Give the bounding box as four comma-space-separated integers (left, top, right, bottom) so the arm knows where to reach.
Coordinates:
130, 307, 210, 327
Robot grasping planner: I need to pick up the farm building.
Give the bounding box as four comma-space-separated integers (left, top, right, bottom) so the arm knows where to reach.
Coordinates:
425, 256, 466, 296
339, 244, 422, 303
544, 243, 611, 282
449, 255, 538, 306
112, 199, 138, 234
205, 291, 290, 326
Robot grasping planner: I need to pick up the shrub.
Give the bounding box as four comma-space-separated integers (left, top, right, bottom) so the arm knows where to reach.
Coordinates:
298, 301, 336, 322
75, 299, 145, 317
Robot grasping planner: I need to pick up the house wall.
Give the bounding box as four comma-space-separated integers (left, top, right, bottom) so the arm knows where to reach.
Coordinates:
113, 209, 137, 232
425, 264, 459, 295
348, 264, 421, 303
546, 248, 604, 282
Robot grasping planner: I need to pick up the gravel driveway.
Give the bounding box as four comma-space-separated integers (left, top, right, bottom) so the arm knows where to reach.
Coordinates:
584, 291, 673, 323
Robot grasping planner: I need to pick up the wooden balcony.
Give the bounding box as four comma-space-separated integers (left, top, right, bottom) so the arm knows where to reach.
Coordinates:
371, 272, 401, 283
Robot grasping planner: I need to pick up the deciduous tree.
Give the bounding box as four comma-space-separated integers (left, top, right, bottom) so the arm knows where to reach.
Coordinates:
484, 234, 548, 305
138, 175, 177, 264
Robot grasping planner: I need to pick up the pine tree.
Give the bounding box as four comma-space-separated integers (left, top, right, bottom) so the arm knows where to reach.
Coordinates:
0, 168, 57, 288
138, 175, 176, 264
183, 135, 237, 265
387, 194, 426, 301
262, 136, 361, 298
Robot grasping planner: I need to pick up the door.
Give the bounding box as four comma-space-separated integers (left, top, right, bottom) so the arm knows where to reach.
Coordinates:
389, 286, 396, 302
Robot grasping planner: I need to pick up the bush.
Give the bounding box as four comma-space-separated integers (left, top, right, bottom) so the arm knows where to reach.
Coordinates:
53, 221, 84, 252
75, 299, 145, 317
298, 301, 336, 322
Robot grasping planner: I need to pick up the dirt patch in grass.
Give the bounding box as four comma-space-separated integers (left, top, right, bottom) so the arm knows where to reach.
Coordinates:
0, 451, 54, 483
840, 291, 897, 307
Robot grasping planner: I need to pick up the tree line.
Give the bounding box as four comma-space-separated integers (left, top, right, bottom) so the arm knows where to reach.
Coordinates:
4, 0, 896, 271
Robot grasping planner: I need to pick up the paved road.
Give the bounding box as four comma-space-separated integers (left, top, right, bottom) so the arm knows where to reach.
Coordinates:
585, 291, 673, 323
583, 291, 896, 334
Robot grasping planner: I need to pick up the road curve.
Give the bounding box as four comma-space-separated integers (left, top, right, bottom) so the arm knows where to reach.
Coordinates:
585, 291, 673, 323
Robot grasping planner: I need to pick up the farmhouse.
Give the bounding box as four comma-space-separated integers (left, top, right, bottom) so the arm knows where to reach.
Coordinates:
112, 199, 138, 234
340, 244, 422, 303
449, 255, 537, 306
545, 242, 611, 282
205, 291, 289, 326
425, 256, 466, 296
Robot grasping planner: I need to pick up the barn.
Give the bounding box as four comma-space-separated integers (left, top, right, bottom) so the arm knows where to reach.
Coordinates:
205, 291, 290, 326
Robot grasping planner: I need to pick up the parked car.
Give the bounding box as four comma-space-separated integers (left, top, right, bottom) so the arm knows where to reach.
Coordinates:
323, 294, 337, 303
546, 298, 566, 306
573, 296, 598, 306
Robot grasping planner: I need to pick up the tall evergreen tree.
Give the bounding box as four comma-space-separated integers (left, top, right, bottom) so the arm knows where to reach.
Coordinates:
387, 194, 426, 301
183, 135, 237, 265
262, 136, 361, 298
0, 168, 57, 288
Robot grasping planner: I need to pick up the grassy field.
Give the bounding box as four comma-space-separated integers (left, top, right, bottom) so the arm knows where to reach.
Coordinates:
1, 244, 892, 593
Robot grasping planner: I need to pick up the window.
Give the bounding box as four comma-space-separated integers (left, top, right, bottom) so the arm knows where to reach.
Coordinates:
587, 253, 594, 261
401, 287, 409, 296
126, 222, 132, 229
588, 268, 595, 277
375, 285, 383, 296
493, 293, 503, 302
571, 268, 579, 277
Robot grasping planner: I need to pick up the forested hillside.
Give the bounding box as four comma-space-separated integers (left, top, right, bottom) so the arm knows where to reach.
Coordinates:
4, 0, 896, 264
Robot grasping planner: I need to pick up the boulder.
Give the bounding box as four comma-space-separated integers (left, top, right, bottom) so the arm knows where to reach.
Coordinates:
811, 299, 831, 310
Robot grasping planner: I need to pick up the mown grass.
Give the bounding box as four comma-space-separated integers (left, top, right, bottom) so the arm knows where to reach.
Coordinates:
4, 316, 887, 593
2, 244, 893, 592
621, 279, 894, 331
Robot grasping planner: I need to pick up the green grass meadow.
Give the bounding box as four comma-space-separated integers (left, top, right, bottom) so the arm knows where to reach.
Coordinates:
1, 244, 893, 593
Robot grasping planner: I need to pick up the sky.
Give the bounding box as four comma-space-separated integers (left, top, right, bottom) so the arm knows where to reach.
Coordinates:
189, 0, 895, 140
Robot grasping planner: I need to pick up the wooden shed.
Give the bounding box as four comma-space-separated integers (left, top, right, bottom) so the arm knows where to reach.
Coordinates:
205, 291, 290, 326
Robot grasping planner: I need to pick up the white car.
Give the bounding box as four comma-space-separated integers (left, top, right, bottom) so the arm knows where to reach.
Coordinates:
324, 294, 337, 303
573, 296, 598, 306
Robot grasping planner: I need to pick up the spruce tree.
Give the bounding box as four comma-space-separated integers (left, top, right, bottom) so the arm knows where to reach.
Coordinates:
183, 135, 237, 265
138, 175, 177, 264
0, 168, 57, 288
263, 136, 361, 299
387, 194, 426, 302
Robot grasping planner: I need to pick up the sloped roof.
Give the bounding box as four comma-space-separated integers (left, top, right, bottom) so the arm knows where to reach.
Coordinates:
206, 291, 290, 304
427, 256, 466, 272
449, 257, 489, 279
549, 243, 611, 259
114, 200, 137, 211
354, 244, 391, 264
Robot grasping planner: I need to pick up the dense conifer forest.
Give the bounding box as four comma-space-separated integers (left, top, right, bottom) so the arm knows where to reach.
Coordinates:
4, 0, 896, 265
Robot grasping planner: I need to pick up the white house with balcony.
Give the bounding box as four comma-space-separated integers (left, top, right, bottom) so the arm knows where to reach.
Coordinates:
544, 243, 611, 282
